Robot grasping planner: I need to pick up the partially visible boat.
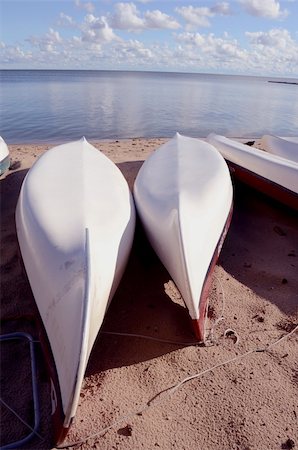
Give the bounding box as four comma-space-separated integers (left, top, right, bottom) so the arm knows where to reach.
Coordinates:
16, 137, 136, 444
134, 133, 233, 342
207, 133, 298, 210
260, 135, 298, 163
0, 136, 10, 175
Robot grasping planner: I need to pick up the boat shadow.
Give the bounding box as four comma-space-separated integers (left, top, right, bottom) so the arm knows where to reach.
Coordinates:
86, 217, 196, 375
218, 181, 298, 316
116, 160, 143, 190
0, 169, 33, 321
0, 168, 54, 450
86, 159, 197, 375
0, 168, 28, 212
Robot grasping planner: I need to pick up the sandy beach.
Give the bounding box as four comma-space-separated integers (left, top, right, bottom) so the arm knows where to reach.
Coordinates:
0, 138, 297, 450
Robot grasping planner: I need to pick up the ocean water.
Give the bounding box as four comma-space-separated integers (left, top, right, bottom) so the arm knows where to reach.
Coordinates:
0, 70, 297, 144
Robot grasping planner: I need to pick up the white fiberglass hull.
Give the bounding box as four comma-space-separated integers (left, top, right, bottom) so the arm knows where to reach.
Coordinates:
260, 135, 298, 163
0, 136, 10, 175
134, 133, 233, 341
207, 133, 298, 210
16, 138, 135, 443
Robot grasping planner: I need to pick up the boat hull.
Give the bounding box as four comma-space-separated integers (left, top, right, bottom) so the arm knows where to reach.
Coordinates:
0, 136, 10, 176
192, 204, 233, 339
134, 133, 233, 341
16, 138, 135, 443
228, 160, 298, 210
207, 133, 298, 210
260, 135, 298, 163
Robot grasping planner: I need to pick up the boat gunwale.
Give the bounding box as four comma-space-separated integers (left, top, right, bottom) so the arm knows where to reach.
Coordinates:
207, 133, 298, 168
226, 159, 298, 210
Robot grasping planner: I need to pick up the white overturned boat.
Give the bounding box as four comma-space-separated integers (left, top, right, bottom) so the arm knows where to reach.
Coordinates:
134, 133, 233, 342
207, 133, 298, 210
16, 137, 135, 443
260, 135, 298, 163
0, 136, 10, 175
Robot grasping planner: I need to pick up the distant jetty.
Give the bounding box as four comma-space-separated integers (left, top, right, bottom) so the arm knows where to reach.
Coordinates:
268, 80, 298, 85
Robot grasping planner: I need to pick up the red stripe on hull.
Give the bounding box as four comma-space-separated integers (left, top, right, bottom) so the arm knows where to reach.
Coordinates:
227, 161, 298, 211
54, 425, 70, 446
192, 203, 233, 342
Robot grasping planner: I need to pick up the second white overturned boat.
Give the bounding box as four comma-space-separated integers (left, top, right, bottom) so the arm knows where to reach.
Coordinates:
133, 133, 233, 342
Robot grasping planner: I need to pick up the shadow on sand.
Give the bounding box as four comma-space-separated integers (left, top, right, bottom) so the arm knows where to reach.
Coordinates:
219, 181, 298, 316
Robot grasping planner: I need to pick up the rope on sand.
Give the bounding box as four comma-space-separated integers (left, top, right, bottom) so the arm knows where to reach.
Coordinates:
55, 323, 298, 449
102, 275, 234, 347
101, 331, 203, 346
0, 276, 226, 447
0, 398, 44, 441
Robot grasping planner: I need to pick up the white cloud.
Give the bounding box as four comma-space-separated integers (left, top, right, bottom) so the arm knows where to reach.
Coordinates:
144, 10, 180, 29
244, 28, 298, 73
74, 0, 95, 14
0, 45, 33, 63
3, 26, 298, 75
46, 28, 62, 44
239, 0, 288, 19
173, 28, 298, 74
211, 2, 233, 15
175, 3, 233, 29
110, 2, 180, 31
70, 36, 82, 46
81, 14, 120, 43
118, 39, 154, 60
175, 6, 214, 28
1, 1, 297, 75
27, 28, 63, 54
246, 28, 294, 48
58, 12, 77, 28
110, 2, 145, 30
176, 31, 247, 61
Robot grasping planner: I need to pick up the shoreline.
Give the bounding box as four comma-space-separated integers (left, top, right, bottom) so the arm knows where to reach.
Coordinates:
1, 138, 297, 450
5, 135, 265, 147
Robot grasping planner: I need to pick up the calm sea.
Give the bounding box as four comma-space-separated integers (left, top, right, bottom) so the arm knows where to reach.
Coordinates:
0, 70, 297, 144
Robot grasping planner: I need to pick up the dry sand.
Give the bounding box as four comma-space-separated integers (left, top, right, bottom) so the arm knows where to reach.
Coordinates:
0, 138, 297, 450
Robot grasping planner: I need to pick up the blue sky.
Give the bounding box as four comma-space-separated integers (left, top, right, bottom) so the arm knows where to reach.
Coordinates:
1, 0, 298, 76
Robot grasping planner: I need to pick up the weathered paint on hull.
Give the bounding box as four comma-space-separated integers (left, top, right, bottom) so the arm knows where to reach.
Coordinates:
192, 204, 233, 341
228, 160, 298, 211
